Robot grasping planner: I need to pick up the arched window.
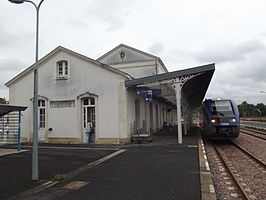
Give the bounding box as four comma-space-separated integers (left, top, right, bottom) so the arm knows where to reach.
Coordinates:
56, 60, 69, 79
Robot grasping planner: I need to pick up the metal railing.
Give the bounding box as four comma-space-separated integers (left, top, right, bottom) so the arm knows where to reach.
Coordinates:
0, 111, 21, 149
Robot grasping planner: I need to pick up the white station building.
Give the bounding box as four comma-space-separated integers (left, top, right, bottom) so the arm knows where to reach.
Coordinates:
5, 44, 215, 144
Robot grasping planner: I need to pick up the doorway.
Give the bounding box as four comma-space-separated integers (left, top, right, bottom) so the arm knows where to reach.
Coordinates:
38, 100, 46, 142
82, 97, 96, 143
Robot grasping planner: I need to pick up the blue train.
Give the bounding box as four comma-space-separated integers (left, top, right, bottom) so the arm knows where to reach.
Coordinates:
201, 98, 240, 138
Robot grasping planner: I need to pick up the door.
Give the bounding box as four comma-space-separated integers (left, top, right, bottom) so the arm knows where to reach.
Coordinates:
82, 98, 96, 143
38, 100, 46, 142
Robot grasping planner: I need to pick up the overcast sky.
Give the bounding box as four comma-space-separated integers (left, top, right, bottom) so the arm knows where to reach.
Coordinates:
1, 0, 266, 105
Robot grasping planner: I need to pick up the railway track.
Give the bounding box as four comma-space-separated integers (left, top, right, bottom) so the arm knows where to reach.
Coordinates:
212, 141, 266, 200
241, 127, 266, 135
230, 141, 266, 169
240, 127, 266, 140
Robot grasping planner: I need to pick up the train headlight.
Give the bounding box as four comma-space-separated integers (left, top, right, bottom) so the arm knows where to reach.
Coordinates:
211, 119, 216, 123
230, 118, 236, 122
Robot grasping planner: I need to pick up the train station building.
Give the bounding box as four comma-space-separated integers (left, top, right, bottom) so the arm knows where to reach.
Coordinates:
4, 44, 215, 144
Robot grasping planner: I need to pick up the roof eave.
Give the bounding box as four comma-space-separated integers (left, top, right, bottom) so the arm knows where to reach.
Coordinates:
5, 46, 130, 87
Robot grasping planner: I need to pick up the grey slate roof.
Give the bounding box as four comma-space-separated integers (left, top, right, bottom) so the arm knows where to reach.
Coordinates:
125, 63, 215, 87
125, 63, 215, 109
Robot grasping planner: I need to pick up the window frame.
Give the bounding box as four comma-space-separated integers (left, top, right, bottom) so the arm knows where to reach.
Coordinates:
56, 60, 70, 79
38, 100, 46, 129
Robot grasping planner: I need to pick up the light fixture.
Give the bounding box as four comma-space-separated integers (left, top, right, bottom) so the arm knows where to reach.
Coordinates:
211, 119, 216, 123
230, 118, 236, 122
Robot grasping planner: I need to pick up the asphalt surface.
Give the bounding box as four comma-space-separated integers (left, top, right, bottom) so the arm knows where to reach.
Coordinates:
0, 146, 116, 200
1, 128, 201, 200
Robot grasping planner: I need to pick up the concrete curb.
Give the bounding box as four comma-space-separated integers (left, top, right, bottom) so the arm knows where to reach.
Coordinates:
0, 148, 28, 157
198, 136, 217, 200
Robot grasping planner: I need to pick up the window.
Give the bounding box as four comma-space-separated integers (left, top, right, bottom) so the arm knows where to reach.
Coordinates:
120, 51, 125, 60
38, 100, 45, 128
211, 100, 234, 116
50, 100, 75, 108
56, 60, 69, 79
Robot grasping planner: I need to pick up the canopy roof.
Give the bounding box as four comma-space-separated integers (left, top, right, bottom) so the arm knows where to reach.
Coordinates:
125, 63, 215, 109
0, 104, 27, 117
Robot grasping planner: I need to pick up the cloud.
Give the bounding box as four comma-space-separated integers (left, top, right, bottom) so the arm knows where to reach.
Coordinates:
148, 42, 164, 55
0, 58, 26, 98
0, 58, 25, 85
86, 0, 138, 31
236, 56, 266, 82
193, 39, 266, 64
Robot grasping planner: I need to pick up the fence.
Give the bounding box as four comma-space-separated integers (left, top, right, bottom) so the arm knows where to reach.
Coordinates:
0, 111, 21, 150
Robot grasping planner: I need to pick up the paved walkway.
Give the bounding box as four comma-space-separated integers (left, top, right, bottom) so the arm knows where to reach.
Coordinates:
0, 148, 28, 157
1, 128, 205, 200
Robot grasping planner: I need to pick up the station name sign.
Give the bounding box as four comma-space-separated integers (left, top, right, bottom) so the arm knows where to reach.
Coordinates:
136, 88, 161, 102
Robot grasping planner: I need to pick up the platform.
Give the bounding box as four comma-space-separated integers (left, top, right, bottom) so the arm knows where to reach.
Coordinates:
0, 127, 215, 200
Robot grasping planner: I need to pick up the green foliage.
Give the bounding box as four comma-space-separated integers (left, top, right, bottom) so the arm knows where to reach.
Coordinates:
53, 173, 65, 181
238, 101, 266, 117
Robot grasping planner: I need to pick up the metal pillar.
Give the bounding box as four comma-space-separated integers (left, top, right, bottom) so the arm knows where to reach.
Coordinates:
184, 113, 187, 136
183, 104, 188, 136
174, 81, 182, 144
17, 111, 21, 151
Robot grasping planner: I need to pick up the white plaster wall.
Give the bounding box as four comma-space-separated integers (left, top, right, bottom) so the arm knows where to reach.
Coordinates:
99, 47, 154, 64
9, 72, 33, 140
8, 49, 127, 141
41, 51, 126, 139
126, 88, 147, 135
48, 106, 77, 138
126, 88, 172, 135
118, 65, 156, 78
157, 62, 167, 74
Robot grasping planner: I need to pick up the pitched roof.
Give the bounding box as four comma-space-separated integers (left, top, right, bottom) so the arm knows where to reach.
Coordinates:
97, 44, 168, 72
5, 46, 131, 87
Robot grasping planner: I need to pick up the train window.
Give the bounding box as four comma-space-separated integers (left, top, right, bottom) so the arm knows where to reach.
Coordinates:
211, 100, 234, 116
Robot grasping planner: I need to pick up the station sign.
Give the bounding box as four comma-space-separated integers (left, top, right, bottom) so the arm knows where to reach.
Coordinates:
136, 89, 161, 96
136, 88, 161, 102
145, 95, 152, 102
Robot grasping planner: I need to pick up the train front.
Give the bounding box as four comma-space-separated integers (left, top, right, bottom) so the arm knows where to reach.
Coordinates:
204, 99, 240, 138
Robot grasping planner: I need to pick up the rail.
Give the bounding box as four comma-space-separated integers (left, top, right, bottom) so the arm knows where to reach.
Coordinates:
212, 144, 250, 200
240, 128, 266, 141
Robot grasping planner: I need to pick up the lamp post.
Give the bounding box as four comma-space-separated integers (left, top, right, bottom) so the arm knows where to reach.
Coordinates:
8, 0, 44, 181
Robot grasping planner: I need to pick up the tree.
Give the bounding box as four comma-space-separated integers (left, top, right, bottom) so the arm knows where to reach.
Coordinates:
238, 101, 266, 117
256, 103, 265, 117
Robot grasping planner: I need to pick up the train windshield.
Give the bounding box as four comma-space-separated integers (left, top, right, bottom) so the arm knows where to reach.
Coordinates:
211, 100, 234, 116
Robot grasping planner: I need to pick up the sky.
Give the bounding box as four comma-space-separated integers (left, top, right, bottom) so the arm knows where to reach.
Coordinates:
1, 0, 266, 105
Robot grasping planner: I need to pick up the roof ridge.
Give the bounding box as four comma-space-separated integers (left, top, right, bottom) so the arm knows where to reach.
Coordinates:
5, 46, 130, 86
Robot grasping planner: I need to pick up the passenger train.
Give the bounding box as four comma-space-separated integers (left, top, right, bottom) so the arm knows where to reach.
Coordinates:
201, 98, 240, 139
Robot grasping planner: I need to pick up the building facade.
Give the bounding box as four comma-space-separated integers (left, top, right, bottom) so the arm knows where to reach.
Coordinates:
6, 44, 178, 144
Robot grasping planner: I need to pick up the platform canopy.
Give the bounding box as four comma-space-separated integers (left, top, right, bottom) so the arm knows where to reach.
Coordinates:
125, 63, 215, 144
0, 104, 27, 117
125, 63, 215, 109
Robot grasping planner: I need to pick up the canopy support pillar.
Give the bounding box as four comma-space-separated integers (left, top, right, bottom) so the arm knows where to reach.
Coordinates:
174, 81, 182, 144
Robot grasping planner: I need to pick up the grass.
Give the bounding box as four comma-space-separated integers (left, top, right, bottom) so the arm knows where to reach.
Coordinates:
53, 173, 66, 181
